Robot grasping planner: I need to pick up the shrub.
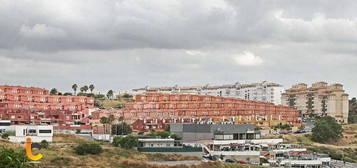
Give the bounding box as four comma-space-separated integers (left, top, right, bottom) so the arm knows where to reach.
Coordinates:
40, 140, 49, 149
0, 146, 30, 168
156, 131, 170, 138
113, 135, 138, 149
1, 132, 9, 139
1, 131, 15, 139
170, 134, 182, 140
74, 143, 103, 155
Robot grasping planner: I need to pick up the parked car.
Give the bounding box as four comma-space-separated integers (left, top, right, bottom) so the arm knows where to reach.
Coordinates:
225, 159, 236, 163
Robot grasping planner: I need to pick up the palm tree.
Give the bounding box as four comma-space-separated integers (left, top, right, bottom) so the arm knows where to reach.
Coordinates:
72, 84, 78, 95
80, 87, 85, 93
107, 115, 115, 134
107, 90, 114, 99
89, 84, 95, 93
100, 117, 108, 134
83, 85, 89, 93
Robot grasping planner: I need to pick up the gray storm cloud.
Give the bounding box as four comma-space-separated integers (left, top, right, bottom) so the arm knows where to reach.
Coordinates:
0, 0, 356, 96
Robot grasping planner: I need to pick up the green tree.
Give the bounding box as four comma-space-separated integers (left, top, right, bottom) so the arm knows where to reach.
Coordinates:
0, 146, 30, 168
112, 135, 138, 149
112, 122, 132, 135
50, 88, 58, 95
107, 90, 114, 99
89, 84, 95, 93
311, 116, 343, 143
348, 97, 357, 124
72, 84, 78, 95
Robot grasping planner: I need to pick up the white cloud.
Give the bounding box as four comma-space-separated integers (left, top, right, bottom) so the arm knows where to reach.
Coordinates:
274, 10, 357, 42
234, 51, 263, 66
19, 24, 67, 39
185, 50, 206, 56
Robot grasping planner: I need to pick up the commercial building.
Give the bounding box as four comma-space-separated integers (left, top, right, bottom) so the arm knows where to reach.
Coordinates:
0, 85, 94, 126
133, 81, 284, 104
138, 138, 180, 148
9, 125, 53, 143
0, 124, 53, 143
170, 123, 260, 142
125, 93, 301, 131
281, 82, 349, 123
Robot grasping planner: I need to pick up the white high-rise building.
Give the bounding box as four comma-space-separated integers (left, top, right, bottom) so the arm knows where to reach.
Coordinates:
132, 81, 284, 104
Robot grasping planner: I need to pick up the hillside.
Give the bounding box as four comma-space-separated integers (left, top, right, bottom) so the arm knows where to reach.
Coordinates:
0, 134, 258, 168
283, 124, 357, 163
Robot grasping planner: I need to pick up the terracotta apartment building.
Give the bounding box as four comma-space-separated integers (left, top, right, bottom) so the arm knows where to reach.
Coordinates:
0, 85, 94, 125
124, 93, 301, 131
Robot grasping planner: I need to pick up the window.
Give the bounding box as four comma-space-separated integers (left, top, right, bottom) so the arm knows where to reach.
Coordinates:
39, 130, 52, 133
28, 129, 37, 134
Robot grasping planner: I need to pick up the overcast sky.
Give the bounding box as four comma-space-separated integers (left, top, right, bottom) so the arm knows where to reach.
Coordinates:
1, 0, 357, 96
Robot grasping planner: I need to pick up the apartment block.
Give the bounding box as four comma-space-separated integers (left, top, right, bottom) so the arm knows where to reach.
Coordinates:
281, 82, 349, 123
124, 93, 301, 131
0, 85, 94, 125
133, 81, 284, 104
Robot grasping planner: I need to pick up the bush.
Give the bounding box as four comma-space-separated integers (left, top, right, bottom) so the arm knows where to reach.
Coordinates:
40, 140, 49, 149
156, 131, 170, 138
1, 131, 15, 139
1, 132, 9, 139
112, 135, 138, 149
0, 146, 30, 168
273, 123, 292, 131
312, 116, 343, 143
74, 143, 103, 155
170, 134, 182, 140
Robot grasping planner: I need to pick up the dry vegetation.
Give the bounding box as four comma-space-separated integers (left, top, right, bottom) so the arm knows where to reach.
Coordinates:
1, 134, 257, 168
282, 124, 357, 163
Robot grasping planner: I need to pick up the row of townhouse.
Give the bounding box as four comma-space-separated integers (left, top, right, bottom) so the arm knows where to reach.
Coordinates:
123, 93, 301, 131
0, 85, 48, 95
0, 101, 88, 111
0, 109, 87, 125
0, 85, 94, 126
133, 81, 350, 123
0, 93, 93, 105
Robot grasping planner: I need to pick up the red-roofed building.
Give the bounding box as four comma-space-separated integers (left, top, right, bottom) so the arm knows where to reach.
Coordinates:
0, 85, 94, 126
124, 93, 301, 131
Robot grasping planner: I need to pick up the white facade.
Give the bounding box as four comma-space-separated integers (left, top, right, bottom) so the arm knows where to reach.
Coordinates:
8, 125, 53, 143
138, 138, 179, 148
133, 81, 284, 104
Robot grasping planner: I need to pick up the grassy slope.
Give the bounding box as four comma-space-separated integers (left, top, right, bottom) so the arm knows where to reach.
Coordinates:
96, 97, 132, 109
0, 134, 257, 168
283, 124, 357, 163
